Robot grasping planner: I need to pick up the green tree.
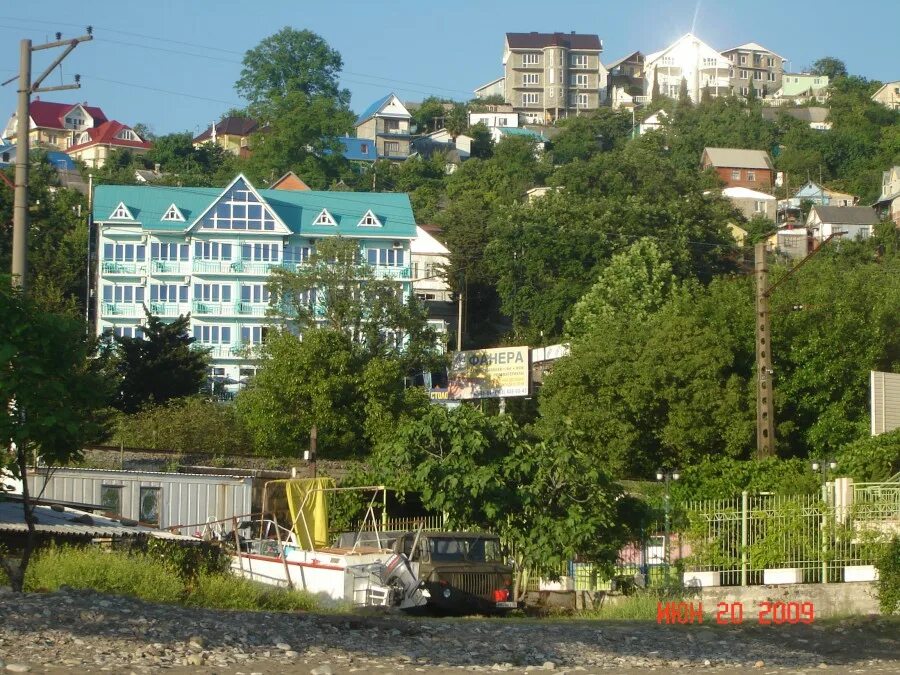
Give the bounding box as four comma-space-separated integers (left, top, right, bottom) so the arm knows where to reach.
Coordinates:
236, 27, 349, 108
444, 103, 469, 140
102, 311, 209, 413
678, 77, 690, 104
836, 429, 900, 483
811, 56, 848, 80
650, 69, 660, 103
0, 282, 109, 591
412, 97, 451, 134
468, 122, 493, 159
550, 108, 633, 163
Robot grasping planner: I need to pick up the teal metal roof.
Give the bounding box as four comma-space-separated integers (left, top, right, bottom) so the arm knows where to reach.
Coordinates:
93, 176, 417, 239
498, 127, 548, 142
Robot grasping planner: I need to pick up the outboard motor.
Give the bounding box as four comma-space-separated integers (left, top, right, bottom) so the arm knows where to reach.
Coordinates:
381, 553, 428, 609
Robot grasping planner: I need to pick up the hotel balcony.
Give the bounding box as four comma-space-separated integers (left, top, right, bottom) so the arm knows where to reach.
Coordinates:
148, 302, 190, 317
150, 260, 191, 275
193, 343, 245, 359
101, 261, 145, 276
371, 265, 412, 280
234, 302, 269, 317
101, 302, 143, 317
192, 260, 282, 275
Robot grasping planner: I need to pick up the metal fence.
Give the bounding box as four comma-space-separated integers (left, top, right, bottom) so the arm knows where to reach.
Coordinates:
682, 479, 900, 586
351, 514, 445, 533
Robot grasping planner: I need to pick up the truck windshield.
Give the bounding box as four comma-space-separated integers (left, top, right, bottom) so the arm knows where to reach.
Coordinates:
427, 537, 503, 563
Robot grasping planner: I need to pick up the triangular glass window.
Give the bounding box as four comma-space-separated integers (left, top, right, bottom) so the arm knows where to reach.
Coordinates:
161, 204, 185, 222
109, 201, 134, 220
313, 209, 336, 226
197, 177, 280, 232
358, 209, 382, 227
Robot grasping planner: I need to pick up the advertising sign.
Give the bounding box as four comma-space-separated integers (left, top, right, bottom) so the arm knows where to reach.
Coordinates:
448, 347, 530, 399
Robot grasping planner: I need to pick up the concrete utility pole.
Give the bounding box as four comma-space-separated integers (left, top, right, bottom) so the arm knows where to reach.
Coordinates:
754, 242, 776, 458
3, 29, 93, 291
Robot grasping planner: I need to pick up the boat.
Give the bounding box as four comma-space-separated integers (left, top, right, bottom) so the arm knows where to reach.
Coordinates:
194, 479, 428, 610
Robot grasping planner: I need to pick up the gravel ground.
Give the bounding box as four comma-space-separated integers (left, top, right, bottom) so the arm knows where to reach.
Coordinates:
0, 587, 897, 674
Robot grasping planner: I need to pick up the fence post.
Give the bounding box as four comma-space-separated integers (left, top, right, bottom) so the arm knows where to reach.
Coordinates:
821, 483, 829, 584
741, 491, 749, 587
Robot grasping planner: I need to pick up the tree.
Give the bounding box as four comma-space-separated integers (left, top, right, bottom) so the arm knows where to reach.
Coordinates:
650, 69, 660, 103
678, 77, 690, 104
236, 27, 349, 108
468, 122, 493, 159
102, 311, 209, 413
811, 57, 848, 80
0, 282, 109, 591
444, 103, 469, 140
550, 108, 633, 163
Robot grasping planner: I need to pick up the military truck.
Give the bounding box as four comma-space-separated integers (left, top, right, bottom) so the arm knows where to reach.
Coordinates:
392, 531, 519, 614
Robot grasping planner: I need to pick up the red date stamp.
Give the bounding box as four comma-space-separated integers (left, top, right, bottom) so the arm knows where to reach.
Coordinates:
657, 601, 815, 625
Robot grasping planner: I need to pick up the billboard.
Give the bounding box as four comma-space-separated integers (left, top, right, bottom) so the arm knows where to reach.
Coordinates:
448, 347, 530, 400
871, 371, 900, 435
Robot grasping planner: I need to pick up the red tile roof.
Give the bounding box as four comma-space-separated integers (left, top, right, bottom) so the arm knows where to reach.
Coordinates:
29, 100, 107, 130
506, 32, 602, 50
66, 120, 151, 153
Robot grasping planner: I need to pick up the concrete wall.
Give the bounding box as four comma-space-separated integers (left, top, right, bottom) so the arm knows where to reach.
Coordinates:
699, 582, 880, 618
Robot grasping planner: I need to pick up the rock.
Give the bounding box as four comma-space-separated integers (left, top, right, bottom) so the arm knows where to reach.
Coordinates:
188, 636, 205, 649
311, 666, 333, 675
818, 664, 829, 669
5, 666, 31, 673
185, 654, 204, 667
703, 659, 711, 666
542, 662, 557, 671
276, 642, 292, 651
754, 661, 765, 668
285, 651, 300, 658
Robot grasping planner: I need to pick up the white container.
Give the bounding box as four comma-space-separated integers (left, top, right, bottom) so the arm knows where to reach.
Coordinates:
682, 571, 721, 588
538, 577, 574, 591
763, 568, 803, 585
844, 565, 879, 582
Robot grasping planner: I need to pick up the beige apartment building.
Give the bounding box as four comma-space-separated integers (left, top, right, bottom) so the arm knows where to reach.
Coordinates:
720, 42, 785, 98
503, 32, 604, 123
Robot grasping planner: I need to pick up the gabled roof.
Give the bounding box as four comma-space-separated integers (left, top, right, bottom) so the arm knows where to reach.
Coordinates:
605, 51, 644, 70
66, 120, 151, 152
473, 76, 505, 93
92, 175, 418, 239
703, 147, 773, 170
721, 42, 785, 60
871, 81, 900, 100
192, 116, 259, 143
505, 32, 602, 50
645, 33, 728, 67
723, 187, 776, 201
355, 93, 411, 126
411, 225, 450, 255
810, 205, 878, 225
28, 100, 107, 130
270, 171, 311, 191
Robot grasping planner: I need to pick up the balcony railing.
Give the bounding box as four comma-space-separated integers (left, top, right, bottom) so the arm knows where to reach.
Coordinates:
372, 265, 411, 280
234, 302, 268, 316
148, 302, 190, 317
193, 343, 244, 359
191, 301, 227, 315
150, 260, 190, 275
193, 260, 282, 275
101, 302, 142, 317
101, 261, 144, 275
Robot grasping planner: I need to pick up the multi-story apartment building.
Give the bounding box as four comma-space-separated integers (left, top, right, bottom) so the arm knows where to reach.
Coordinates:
606, 51, 645, 109
644, 34, 732, 103
720, 43, 784, 98
503, 32, 605, 123
354, 94, 412, 160
93, 174, 420, 384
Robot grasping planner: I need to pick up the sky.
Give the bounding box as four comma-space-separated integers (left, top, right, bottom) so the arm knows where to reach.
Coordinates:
1, 0, 897, 137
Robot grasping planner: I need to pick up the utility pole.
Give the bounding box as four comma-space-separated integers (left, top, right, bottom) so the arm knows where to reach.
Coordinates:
754, 242, 775, 458
456, 289, 464, 352
3, 29, 93, 291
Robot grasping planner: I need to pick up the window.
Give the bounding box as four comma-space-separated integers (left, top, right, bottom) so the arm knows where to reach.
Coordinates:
313, 209, 336, 226
240, 284, 270, 303
150, 242, 189, 260
102, 285, 145, 303
767, 57, 775, 67
358, 210, 382, 227
768, 72, 776, 82
241, 326, 269, 345
360, 142, 368, 154
384, 141, 401, 155
199, 179, 278, 231
161, 204, 184, 222
194, 283, 232, 302
740, 55, 747, 65
109, 202, 134, 220
192, 325, 232, 344
194, 241, 232, 260
139, 487, 160, 526
100, 485, 123, 515
241, 242, 280, 262
367, 248, 404, 267
731, 170, 741, 180
702, 57, 717, 67
284, 244, 312, 264
521, 93, 539, 106
741, 86, 749, 96
150, 284, 188, 302
747, 171, 756, 182
753, 71, 762, 81
739, 70, 748, 80
107, 325, 144, 339
548, 68, 554, 85
117, 129, 139, 141
522, 73, 539, 86
521, 52, 540, 66
576, 93, 589, 107
754, 201, 766, 213
103, 243, 146, 262
571, 54, 588, 68
571, 74, 589, 88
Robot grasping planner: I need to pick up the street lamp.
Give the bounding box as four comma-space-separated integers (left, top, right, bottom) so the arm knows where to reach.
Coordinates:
656, 469, 680, 586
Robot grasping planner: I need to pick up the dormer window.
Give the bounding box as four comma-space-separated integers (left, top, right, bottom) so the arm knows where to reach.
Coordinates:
117, 129, 139, 141
313, 209, 336, 226
75, 131, 90, 145
161, 204, 185, 222
109, 202, 134, 220
358, 210, 382, 227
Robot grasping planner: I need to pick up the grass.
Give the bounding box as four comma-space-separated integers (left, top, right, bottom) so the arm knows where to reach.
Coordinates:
3, 545, 318, 612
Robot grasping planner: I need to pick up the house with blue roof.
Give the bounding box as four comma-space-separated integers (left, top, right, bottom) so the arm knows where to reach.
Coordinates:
93, 174, 420, 385
334, 136, 377, 164
354, 93, 412, 160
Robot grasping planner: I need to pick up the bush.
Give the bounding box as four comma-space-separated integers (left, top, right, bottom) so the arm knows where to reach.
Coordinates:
187, 573, 318, 612
837, 430, 900, 483
142, 539, 231, 582
875, 537, 900, 615
670, 457, 821, 501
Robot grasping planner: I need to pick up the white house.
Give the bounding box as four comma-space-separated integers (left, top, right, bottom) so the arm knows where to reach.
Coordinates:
468, 111, 519, 129
410, 225, 453, 338
643, 33, 732, 103
806, 205, 879, 242
875, 166, 900, 224
639, 110, 667, 135
723, 186, 777, 221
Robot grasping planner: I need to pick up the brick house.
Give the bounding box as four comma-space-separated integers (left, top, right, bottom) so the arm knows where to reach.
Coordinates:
702, 147, 774, 190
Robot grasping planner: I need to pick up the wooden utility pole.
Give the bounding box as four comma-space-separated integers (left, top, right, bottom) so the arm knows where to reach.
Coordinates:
3, 30, 92, 290
754, 242, 775, 458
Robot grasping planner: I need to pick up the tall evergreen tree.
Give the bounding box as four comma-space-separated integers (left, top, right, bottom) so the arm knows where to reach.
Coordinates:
103, 311, 209, 413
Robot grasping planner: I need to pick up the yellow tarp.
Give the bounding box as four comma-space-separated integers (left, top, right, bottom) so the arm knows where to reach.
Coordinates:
285, 477, 335, 549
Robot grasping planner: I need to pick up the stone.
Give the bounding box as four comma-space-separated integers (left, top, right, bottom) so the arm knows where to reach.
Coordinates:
185, 654, 203, 667
285, 651, 300, 658
311, 666, 334, 675
543, 662, 557, 670
5, 666, 31, 673
188, 636, 205, 649
754, 661, 765, 668
276, 642, 292, 651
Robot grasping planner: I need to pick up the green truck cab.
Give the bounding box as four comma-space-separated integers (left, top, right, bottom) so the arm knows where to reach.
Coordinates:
393, 531, 519, 614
